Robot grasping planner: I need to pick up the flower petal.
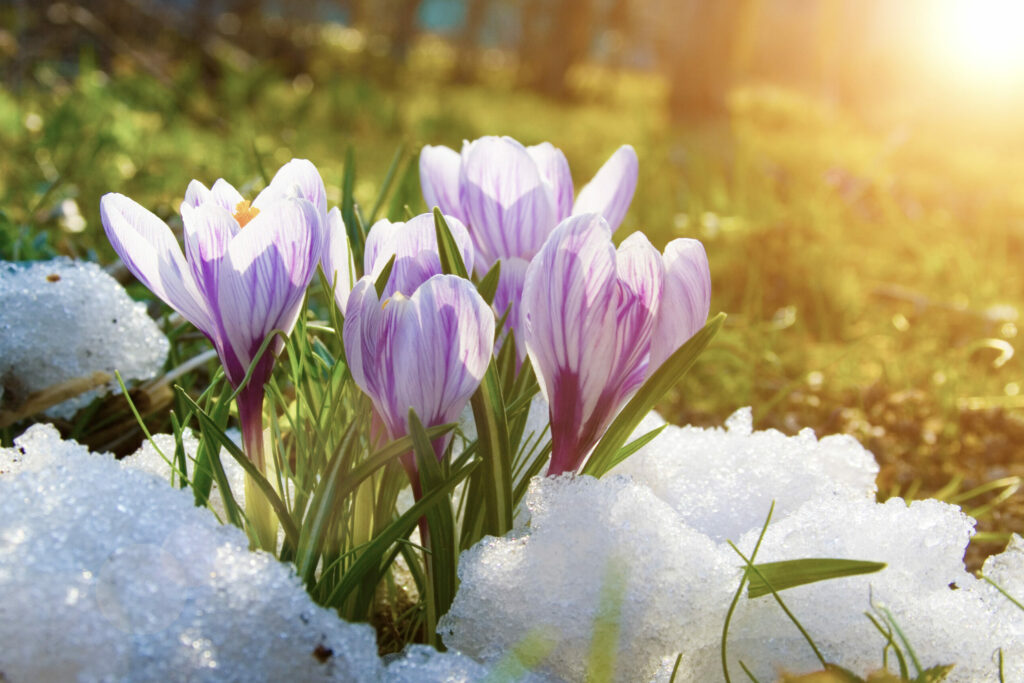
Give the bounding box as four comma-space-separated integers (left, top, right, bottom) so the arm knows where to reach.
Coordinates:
343, 274, 494, 453
209, 179, 246, 213
459, 136, 558, 268
419, 144, 465, 221
391, 275, 495, 432
523, 214, 664, 474
572, 144, 639, 233
100, 192, 212, 335
492, 256, 530, 366
649, 238, 711, 372
181, 202, 240, 305
321, 207, 355, 315
527, 142, 574, 221
253, 158, 328, 223
216, 198, 323, 385
364, 213, 474, 298
183, 180, 211, 209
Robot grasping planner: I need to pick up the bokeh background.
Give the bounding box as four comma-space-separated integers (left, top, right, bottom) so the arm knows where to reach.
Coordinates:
3, 0, 1024, 564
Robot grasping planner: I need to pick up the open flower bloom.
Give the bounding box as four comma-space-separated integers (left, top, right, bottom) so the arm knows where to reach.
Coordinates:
100, 159, 326, 472
522, 213, 710, 475
419, 136, 639, 272
363, 213, 475, 299
420, 137, 638, 366
343, 274, 494, 486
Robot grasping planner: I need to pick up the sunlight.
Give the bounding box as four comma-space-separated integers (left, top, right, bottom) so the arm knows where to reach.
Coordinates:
931, 0, 1024, 85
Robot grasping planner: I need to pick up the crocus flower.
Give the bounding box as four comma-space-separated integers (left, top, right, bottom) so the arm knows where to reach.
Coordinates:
100, 159, 326, 473
420, 136, 639, 272
343, 274, 494, 487
420, 137, 638, 368
320, 207, 355, 316
521, 213, 710, 475
362, 213, 475, 299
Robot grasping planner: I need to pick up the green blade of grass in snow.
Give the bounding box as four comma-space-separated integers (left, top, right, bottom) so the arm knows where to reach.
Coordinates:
744, 558, 887, 599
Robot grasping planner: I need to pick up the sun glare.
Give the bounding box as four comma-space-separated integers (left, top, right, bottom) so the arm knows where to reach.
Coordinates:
932, 0, 1024, 84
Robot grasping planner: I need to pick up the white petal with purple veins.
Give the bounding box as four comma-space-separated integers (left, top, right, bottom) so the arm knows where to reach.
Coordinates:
649, 238, 711, 372
253, 159, 327, 223
321, 207, 355, 316
216, 198, 323, 382
420, 145, 465, 221
572, 145, 639, 233
100, 193, 212, 335
459, 136, 558, 269
527, 142, 574, 221
181, 202, 240, 305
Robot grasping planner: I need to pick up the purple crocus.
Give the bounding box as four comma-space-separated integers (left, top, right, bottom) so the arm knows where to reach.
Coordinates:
420, 137, 639, 367
521, 213, 710, 475
362, 213, 475, 299
343, 274, 495, 488
420, 136, 639, 272
100, 159, 326, 473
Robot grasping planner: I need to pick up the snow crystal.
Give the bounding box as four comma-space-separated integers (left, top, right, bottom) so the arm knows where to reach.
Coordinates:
0, 258, 169, 419
443, 409, 1024, 682
123, 429, 247, 522
611, 406, 879, 542
0, 424, 383, 682
439, 474, 738, 682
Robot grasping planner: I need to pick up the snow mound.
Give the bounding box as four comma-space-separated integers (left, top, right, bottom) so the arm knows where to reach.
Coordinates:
0, 424, 383, 682
0, 259, 168, 419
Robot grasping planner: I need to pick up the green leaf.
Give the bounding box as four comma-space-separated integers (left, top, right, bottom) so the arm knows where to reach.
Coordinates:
604, 424, 667, 473
342, 145, 365, 273
368, 144, 406, 223
477, 260, 502, 305
582, 312, 725, 478
433, 207, 470, 279
174, 386, 301, 548
408, 409, 459, 647
321, 456, 477, 611
915, 664, 955, 683
468, 361, 514, 539
374, 254, 396, 298
745, 558, 887, 599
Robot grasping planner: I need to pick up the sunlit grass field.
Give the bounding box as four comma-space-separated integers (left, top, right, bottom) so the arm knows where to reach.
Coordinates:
3, 32, 1024, 565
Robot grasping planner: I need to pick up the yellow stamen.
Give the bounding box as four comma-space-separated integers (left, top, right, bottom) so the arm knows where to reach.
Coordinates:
233, 200, 260, 228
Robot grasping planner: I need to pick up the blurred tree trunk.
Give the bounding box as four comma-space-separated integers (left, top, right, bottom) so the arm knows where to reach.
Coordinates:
389, 0, 422, 62
655, 0, 752, 121
518, 0, 595, 99
453, 0, 491, 83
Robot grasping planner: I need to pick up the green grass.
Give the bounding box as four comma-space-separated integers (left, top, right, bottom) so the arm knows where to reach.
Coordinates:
4, 30, 1024, 563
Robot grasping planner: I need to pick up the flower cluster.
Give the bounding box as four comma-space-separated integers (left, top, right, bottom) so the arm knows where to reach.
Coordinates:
101, 136, 711, 488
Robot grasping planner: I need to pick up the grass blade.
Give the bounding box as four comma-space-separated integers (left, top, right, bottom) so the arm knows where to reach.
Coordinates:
745, 558, 887, 599
582, 312, 725, 478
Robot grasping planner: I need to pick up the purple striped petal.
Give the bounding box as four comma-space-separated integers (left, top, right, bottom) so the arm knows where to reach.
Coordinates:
209, 179, 246, 213
364, 213, 474, 298
183, 180, 211, 209
343, 274, 494, 453
419, 145, 465, 221
459, 136, 558, 269
492, 257, 530, 367
649, 238, 711, 372
572, 145, 639, 233
100, 193, 212, 335
253, 159, 328, 224
321, 207, 354, 315
522, 213, 664, 474
216, 198, 323, 385
181, 202, 240, 305
527, 142, 574, 221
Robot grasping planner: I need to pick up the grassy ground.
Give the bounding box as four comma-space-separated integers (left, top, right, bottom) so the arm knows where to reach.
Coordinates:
3, 31, 1024, 567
